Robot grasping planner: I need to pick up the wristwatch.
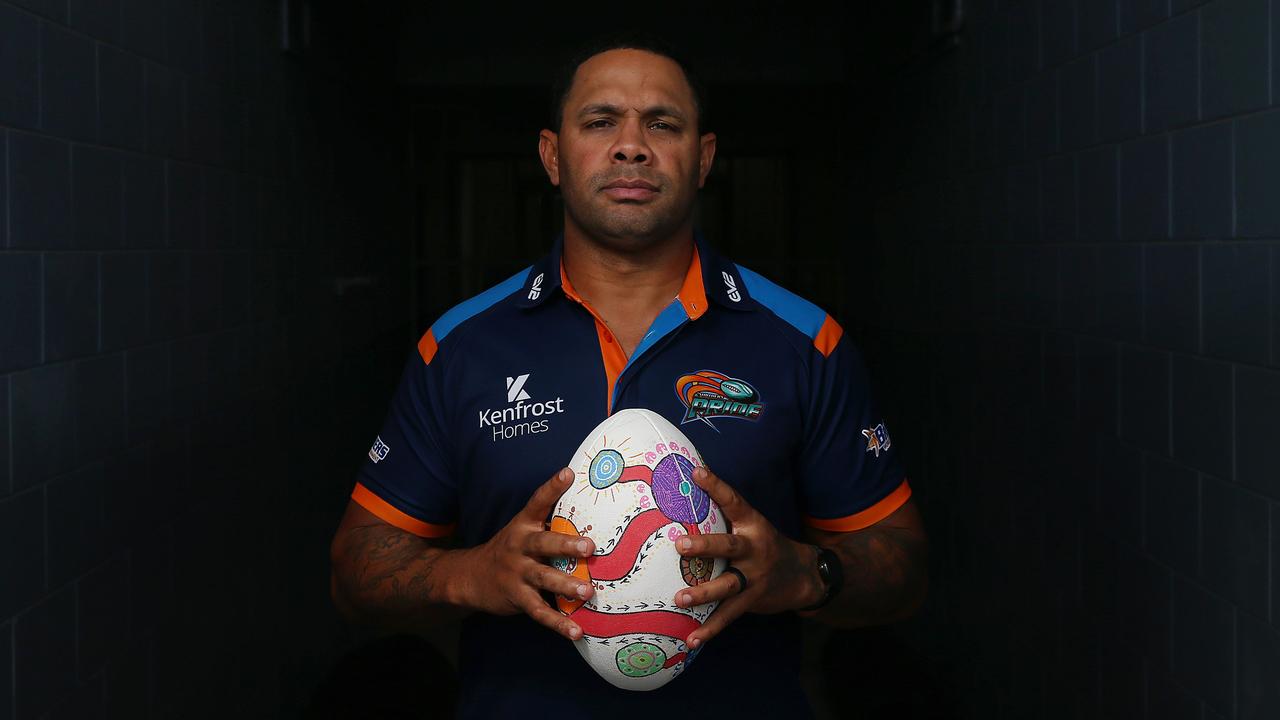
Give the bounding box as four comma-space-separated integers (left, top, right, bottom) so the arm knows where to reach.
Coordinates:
799, 545, 844, 612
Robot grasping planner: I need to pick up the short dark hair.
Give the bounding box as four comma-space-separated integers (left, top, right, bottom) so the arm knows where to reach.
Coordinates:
549, 33, 710, 134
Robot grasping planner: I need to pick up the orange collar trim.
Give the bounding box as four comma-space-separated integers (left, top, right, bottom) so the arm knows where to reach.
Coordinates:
559, 246, 707, 321
676, 247, 708, 320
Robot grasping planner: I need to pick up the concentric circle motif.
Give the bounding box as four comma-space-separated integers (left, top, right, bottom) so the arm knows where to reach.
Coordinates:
680, 555, 713, 586
615, 642, 667, 678
589, 449, 626, 489
652, 453, 709, 524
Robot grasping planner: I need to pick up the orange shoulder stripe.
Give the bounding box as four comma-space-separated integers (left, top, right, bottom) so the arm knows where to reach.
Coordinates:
351, 483, 455, 538
804, 479, 911, 532
813, 314, 843, 357
417, 328, 439, 365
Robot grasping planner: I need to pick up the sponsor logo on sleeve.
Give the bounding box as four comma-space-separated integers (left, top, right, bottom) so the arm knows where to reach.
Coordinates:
862, 423, 891, 458
368, 436, 391, 463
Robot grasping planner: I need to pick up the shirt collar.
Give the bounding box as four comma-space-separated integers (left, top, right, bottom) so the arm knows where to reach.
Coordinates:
516, 232, 752, 315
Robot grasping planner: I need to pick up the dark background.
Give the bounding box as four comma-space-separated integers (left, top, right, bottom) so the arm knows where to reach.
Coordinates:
0, 0, 1278, 718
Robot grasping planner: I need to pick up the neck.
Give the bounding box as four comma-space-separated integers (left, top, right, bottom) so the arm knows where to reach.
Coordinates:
560, 224, 694, 313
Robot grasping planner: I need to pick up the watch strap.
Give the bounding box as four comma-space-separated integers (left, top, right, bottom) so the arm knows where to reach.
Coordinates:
798, 545, 844, 612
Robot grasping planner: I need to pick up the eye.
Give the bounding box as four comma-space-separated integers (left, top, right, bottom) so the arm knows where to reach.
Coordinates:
649, 121, 678, 132
586, 118, 613, 129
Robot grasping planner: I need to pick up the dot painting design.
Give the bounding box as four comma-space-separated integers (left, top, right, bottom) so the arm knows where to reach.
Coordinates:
680, 555, 713, 586
616, 642, 667, 678
651, 453, 709, 524
589, 449, 625, 489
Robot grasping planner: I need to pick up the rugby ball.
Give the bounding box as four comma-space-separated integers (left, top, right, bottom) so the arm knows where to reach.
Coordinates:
549, 408, 728, 691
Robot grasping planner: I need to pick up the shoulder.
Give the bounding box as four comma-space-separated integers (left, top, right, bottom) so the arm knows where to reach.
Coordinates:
734, 264, 843, 359
416, 267, 531, 365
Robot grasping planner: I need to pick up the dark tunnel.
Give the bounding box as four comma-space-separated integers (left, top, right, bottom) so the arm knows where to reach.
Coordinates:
1, 1, 1278, 718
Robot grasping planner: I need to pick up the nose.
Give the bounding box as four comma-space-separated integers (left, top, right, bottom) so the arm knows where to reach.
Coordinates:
609, 118, 651, 164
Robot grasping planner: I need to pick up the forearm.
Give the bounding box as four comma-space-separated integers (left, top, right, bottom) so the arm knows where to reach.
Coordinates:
803, 524, 928, 628
330, 523, 476, 632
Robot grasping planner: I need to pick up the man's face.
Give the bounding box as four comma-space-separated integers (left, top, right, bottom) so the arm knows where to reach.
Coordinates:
539, 49, 716, 252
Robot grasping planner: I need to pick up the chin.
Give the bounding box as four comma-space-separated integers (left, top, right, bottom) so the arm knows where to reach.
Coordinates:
570, 206, 692, 254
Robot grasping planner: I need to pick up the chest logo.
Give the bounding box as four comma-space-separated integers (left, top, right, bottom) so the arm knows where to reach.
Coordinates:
506, 373, 531, 402
675, 370, 764, 429
480, 373, 565, 442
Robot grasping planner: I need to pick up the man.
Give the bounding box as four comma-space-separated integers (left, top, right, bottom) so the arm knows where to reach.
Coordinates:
330, 36, 927, 717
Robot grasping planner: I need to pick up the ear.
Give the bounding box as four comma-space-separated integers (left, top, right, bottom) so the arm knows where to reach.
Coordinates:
538, 129, 561, 186
697, 132, 717, 188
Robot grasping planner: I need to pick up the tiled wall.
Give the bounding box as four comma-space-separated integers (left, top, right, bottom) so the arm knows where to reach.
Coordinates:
867, 0, 1280, 717
0, 1, 410, 717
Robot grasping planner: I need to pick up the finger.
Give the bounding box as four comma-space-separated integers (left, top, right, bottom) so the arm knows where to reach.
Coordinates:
691, 466, 753, 524
673, 571, 743, 608
686, 592, 750, 649
521, 468, 574, 523
518, 590, 583, 641
675, 532, 749, 559
524, 562, 594, 602
524, 530, 595, 559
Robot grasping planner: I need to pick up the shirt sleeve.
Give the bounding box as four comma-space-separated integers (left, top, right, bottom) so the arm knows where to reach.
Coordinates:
351, 341, 458, 538
798, 330, 910, 532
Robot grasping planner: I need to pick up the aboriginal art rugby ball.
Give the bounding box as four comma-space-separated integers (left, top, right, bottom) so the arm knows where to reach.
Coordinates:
550, 408, 728, 691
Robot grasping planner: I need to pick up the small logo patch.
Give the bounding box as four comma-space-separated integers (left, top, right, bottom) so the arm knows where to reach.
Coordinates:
368, 436, 390, 463
675, 370, 764, 429
721, 271, 741, 302
527, 272, 544, 301
862, 423, 891, 458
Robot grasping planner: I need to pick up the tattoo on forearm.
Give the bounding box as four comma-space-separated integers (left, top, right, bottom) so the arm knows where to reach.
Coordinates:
344, 525, 445, 613
830, 526, 926, 623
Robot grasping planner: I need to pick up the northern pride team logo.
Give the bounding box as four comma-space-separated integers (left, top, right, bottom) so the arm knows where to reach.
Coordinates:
675, 370, 765, 429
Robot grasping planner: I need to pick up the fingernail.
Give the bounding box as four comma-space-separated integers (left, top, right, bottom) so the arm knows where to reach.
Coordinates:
689, 637, 701, 649
694, 467, 707, 479
679, 593, 691, 607
576, 584, 589, 599
560, 468, 573, 483
679, 538, 691, 551
568, 625, 581, 640
576, 540, 589, 554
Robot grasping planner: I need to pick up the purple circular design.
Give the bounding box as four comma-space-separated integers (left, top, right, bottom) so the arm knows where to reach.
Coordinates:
651, 453, 709, 524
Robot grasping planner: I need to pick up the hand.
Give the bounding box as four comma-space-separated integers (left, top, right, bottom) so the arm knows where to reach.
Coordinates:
672, 466, 822, 648
463, 468, 596, 640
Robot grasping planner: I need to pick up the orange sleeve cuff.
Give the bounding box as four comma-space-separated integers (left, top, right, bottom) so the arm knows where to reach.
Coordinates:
351, 483, 455, 538
804, 479, 912, 532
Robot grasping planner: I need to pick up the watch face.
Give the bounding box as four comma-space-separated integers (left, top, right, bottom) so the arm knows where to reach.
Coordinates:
816, 557, 831, 585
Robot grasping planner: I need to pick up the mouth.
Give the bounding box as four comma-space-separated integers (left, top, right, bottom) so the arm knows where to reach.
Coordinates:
601, 178, 659, 201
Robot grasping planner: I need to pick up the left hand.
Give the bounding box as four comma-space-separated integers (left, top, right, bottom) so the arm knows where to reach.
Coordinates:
672, 466, 822, 649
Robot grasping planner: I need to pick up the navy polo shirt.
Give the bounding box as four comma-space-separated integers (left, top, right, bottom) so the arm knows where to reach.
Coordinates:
352, 235, 909, 718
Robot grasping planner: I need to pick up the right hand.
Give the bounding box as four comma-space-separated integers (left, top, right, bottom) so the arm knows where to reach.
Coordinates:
464, 467, 595, 640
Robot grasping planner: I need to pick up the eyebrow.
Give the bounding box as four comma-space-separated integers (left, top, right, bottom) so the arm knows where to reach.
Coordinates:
577, 103, 688, 123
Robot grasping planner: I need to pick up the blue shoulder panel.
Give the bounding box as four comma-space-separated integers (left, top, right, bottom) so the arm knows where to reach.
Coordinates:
735, 264, 827, 340
432, 267, 530, 343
